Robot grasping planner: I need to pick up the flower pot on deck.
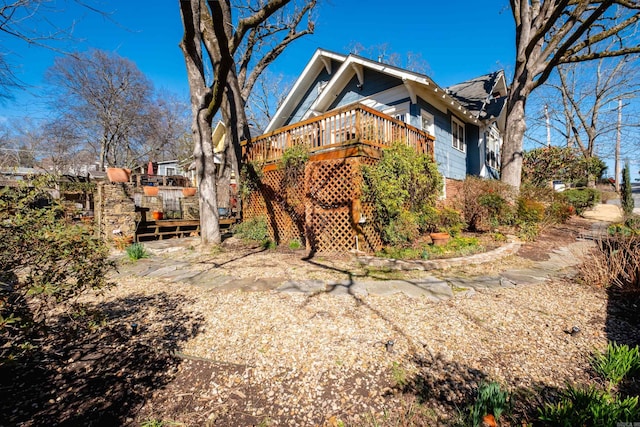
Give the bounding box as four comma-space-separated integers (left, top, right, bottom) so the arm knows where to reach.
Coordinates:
143, 186, 159, 196
182, 187, 197, 197
152, 211, 163, 221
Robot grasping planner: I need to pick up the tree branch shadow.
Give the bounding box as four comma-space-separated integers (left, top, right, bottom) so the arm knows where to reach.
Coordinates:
0, 291, 204, 426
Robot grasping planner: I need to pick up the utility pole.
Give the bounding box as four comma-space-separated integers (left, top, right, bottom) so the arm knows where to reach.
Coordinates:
545, 104, 551, 147
615, 98, 622, 192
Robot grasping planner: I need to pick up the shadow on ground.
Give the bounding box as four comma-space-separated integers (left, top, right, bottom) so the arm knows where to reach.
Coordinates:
0, 292, 204, 427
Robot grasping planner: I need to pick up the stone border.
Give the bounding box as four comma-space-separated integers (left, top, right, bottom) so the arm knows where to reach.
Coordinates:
356, 241, 521, 271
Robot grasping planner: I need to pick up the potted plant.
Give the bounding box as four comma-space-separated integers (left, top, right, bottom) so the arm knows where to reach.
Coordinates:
430, 231, 450, 246
106, 167, 132, 183
182, 187, 197, 197
143, 185, 159, 196
152, 211, 163, 221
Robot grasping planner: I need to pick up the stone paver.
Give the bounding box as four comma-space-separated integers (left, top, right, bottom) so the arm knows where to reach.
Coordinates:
116, 221, 610, 302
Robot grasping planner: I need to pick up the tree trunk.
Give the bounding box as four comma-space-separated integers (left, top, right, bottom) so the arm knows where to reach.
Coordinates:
501, 97, 527, 191
193, 110, 221, 245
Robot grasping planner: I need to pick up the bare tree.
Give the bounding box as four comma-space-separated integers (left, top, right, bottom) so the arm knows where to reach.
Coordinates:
526, 55, 640, 182
179, 0, 316, 245
0, 0, 108, 98
246, 70, 292, 134
45, 49, 170, 170
347, 42, 431, 74
502, 0, 640, 191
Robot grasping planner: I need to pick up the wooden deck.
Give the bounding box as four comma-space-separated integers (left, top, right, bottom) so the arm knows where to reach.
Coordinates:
136, 218, 236, 241
242, 103, 435, 164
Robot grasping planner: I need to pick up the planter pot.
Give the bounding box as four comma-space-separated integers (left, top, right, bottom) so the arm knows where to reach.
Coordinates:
152, 211, 163, 221
430, 232, 450, 246
106, 167, 131, 183
143, 186, 159, 196
182, 187, 197, 197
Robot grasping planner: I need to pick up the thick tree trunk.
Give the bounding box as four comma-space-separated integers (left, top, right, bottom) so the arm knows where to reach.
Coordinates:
193, 110, 221, 245
501, 97, 527, 192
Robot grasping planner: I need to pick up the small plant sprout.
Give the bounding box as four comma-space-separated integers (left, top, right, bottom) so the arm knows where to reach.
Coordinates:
126, 242, 150, 261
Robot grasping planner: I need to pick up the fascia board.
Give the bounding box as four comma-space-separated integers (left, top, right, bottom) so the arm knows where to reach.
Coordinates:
308, 54, 476, 123
264, 49, 346, 133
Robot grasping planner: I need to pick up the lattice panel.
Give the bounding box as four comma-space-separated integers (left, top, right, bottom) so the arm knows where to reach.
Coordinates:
307, 207, 355, 254
351, 201, 382, 253
243, 156, 387, 254
307, 160, 355, 208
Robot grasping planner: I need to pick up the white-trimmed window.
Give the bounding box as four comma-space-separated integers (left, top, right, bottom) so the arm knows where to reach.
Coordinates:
451, 117, 465, 152
486, 126, 501, 169
384, 102, 410, 124
421, 110, 435, 136
166, 167, 176, 176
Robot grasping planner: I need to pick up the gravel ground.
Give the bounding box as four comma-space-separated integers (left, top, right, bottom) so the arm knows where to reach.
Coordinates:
109, 274, 609, 425
84, 220, 620, 426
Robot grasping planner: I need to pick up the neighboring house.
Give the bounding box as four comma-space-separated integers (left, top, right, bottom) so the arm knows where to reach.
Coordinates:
243, 48, 508, 254
156, 160, 186, 177
265, 48, 507, 191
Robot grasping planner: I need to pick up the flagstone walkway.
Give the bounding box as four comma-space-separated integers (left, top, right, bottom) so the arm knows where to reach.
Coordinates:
113, 220, 605, 302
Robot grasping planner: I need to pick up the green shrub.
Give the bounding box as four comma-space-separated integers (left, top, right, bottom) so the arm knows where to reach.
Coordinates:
126, 242, 150, 261
560, 188, 601, 214
461, 177, 516, 231
546, 200, 574, 223
379, 236, 482, 260
0, 177, 113, 362
592, 342, 640, 387
469, 382, 509, 427
281, 144, 309, 188
233, 216, 270, 241
538, 385, 639, 426
517, 197, 545, 223
437, 206, 466, 236
622, 162, 634, 216
363, 142, 442, 245
382, 210, 420, 246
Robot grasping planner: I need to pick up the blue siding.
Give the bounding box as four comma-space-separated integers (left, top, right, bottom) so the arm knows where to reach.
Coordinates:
416, 99, 466, 180
329, 68, 403, 110
286, 59, 342, 125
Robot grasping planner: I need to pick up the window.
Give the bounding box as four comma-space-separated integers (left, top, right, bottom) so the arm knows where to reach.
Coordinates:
486, 126, 501, 169
451, 117, 465, 152
421, 110, 435, 136
383, 102, 409, 124
166, 167, 176, 176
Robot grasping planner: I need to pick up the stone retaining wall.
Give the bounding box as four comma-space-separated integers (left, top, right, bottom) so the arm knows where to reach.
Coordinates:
357, 241, 521, 271
96, 183, 137, 244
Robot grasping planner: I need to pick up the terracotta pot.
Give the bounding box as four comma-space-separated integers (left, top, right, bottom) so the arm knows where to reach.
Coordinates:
106, 167, 132, 183
152, 211, 163, 221
182, 187, 197, 197
430, 232, 450, 246
143, 186, 159, 196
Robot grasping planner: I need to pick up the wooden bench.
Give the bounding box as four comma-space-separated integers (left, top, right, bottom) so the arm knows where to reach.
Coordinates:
136, 218, 236, 241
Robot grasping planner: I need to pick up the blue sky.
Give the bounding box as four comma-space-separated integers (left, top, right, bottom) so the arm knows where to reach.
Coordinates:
0, 0, 515, 122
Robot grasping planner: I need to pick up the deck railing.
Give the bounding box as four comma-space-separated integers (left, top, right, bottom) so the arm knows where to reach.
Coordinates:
242, 103, 435, 163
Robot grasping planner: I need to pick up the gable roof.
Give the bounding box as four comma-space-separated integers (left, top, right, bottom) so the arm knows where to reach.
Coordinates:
446, 70, 507, 121
265, 49, 347, 133
265, 48, 507, 132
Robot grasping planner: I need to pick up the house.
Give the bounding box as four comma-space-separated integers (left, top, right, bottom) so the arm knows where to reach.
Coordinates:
265, 49, 507, 190
242, 48, 508, 254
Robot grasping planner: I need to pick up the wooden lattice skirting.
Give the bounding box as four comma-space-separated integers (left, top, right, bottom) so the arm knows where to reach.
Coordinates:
243, 157, 383, 254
